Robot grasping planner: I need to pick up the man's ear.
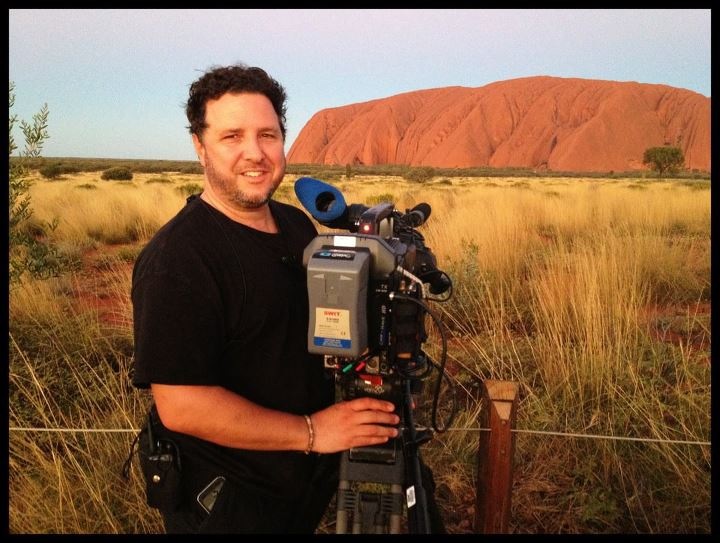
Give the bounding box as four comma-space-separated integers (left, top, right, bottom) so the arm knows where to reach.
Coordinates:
192, 134, 205, 167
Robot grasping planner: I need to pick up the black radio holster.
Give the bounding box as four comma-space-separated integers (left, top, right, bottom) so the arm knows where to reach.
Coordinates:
136, 407, 183, 511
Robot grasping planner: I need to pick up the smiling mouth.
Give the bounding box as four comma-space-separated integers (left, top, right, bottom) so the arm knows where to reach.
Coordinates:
237, 171, 271, 184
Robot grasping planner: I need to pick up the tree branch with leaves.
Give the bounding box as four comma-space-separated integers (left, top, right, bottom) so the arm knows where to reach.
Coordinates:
9, 81, 64, 284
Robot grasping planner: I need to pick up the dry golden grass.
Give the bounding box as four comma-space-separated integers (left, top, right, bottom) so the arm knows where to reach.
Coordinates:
26, 172, 189, 249
9, 172, 711, 533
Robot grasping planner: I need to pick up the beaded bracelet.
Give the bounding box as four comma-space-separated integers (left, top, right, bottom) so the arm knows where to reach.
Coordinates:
303, 414, 314, 454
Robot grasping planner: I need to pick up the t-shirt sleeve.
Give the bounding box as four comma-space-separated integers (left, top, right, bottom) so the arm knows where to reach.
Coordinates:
131, 266, 226, 388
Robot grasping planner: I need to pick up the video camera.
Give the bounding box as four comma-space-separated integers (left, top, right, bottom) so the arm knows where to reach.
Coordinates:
295, 177, 453, 464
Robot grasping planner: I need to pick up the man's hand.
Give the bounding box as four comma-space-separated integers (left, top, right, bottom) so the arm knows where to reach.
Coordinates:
310, 397, 400, 453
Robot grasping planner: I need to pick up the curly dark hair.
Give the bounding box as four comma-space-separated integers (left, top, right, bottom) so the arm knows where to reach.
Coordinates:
185, 64, 288, 140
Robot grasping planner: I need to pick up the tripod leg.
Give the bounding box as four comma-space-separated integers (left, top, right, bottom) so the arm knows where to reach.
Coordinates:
352, 494, 363, 534
335, 479, 351, 534
389, 483, 404, 534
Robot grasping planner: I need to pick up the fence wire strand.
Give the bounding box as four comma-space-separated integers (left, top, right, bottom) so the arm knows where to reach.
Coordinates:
8, 425, 711, 447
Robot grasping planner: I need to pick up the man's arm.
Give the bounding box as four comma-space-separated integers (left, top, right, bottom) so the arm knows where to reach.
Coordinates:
152, 384, 399, 454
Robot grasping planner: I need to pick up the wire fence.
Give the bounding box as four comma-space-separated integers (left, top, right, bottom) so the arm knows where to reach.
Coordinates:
8, 425, 711, 447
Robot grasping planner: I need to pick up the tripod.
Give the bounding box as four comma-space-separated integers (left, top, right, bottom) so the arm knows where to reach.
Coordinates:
334, 379, 434, 534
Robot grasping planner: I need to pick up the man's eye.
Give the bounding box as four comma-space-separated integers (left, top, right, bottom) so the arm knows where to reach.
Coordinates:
262, 132, 278, 139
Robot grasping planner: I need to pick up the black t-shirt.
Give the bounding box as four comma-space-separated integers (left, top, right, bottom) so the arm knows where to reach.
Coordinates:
131, 196, 335, 501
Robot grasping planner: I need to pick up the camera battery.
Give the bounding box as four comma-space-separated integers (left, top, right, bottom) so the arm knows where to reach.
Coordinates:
306, 248, 370, 357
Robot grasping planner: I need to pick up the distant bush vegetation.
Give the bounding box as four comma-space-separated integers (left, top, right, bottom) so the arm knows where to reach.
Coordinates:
288, 163, 711, 180
9, 156, 711, 181
403, 166, 435, 183
100, 167, 133, 181
39, 163, 81, 179
11, 157, 204, 175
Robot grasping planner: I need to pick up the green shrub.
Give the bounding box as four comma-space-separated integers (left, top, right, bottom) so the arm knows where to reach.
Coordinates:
643, 146, 684, 177
101, 167, 133, 181
403, 166, 435, 183
39, 163, 65, 179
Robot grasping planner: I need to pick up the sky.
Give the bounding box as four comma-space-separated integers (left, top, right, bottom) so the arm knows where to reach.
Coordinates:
8, 9, 712, 162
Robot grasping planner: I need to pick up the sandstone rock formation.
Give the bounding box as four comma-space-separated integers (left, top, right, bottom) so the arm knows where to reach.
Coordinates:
287, 76, 710, 172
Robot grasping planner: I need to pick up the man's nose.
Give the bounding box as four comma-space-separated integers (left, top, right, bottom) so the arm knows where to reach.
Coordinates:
240, 136, 264, 161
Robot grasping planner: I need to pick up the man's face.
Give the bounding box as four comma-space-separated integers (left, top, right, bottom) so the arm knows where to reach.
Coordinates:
193, 92, 286, 209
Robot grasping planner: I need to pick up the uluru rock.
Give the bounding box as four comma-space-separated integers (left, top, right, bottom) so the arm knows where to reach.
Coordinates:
287, 76, 710, 172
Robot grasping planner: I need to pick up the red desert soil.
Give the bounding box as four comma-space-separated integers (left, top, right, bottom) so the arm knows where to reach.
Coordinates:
70, 244, 137, 329
69, 244, 711, 366
641, 301, 711, 363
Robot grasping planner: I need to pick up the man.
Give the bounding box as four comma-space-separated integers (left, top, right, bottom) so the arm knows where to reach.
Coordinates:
131, 64, 399, 533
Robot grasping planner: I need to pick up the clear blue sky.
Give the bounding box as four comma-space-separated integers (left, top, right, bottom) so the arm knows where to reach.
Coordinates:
9, 9, 711, 161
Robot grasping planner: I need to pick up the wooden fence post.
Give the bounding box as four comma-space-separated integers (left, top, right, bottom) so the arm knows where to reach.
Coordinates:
474, 380, 519, 534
